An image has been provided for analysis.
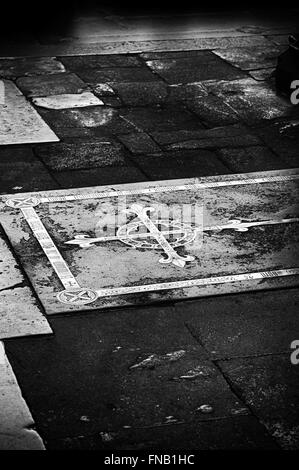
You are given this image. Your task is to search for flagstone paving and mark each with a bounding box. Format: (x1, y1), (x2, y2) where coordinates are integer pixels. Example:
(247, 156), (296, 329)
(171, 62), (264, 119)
(0, 8), (298, 450)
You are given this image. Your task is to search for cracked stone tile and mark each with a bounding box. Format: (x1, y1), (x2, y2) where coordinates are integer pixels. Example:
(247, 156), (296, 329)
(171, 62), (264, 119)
(0, 80), (59, 145)
(204, 78), (294, 123)
(0, 287), (52, 340)
(32, 92), (104, 109)
(0, 342), (45, 449)
(0, 237), (23, 291)
(16, 72), (87, 97)
(213, 46), (284, 71)
(218, 355), (299, 449)
(0, 57), (65, 79)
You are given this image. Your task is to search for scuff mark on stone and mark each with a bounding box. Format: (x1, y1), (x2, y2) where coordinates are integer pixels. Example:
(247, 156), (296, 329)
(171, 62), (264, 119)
(175, 364), (214, 380)
(130, 350), (186, 370)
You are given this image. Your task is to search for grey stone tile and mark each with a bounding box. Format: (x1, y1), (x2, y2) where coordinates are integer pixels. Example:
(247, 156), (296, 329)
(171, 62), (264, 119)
(218, 146), (285, 172)
(0, 57), (65, 78)
(0, 80), (59, 145)
(0, 147), (58, 193)
(110, 81), (168, 106)
(0, 287), (52, 340)
(0, 237), (23, 291)
(152, 124), (260, 149)
(204, 78), (294, 124)
(213, 46), (284, 71)
(131, 149), (230, 180)
(35, 141), (128, 171)
(32, 92), (103, 109)
(4, 308), (248, 439)
(176, 288), (299, 359)
(54, 166), (147, 188)
(16, 73), (87, 97)
(218, 355), (299, 449)
(38, 107), (136, 135)
(186, 94), (240, 127)
(117, 133), (161, 154)
(0, 342), (46, 449)
(146, 52), (245, 84)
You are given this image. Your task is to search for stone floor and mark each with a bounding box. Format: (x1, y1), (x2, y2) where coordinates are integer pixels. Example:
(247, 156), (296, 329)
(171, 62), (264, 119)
(0, 7), (299, 451)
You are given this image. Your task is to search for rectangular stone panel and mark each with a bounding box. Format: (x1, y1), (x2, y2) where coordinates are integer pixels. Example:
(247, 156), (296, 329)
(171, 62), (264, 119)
(0, 80), (59, 145)
(0, 169), (298, 314)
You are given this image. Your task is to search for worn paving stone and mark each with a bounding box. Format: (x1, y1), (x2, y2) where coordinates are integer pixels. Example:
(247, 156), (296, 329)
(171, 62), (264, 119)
(0, 80), (59, 145)
(176, 288), (299, 359)
(0, 236), (23, 291)
(0, 147), (58, 193)
(54, 166), (147, 188)
(0, 342), (46, 449)
(254, 119), (299, 167)
(59, 54), (143, 70)
(35, 141), (129, 171)
(117, 133), (161, 154)
(218, 146), (285, 172)
(0, 57), (65, 78)
(119, 106), (205, 133)
(75, 67), (159, 85)
(151, 124), (260, 150)
(32, 92), (104, 109)
(166, 82), (208, 104)
(110, 81), (168, 106)
(204, 78), (295, 124)
(213, 46), (284, 71)
(186, 94), (240, 127)
(4, 307), (248, 439)
(0, 287), (52, 340)
(38, 107), (136, 135)
(46, 415), (278, 450)
(145, 51), (245, 85)
(16, 72), (87, 97)
(218, 355), (299, 449)
(130, 149), (230, 180)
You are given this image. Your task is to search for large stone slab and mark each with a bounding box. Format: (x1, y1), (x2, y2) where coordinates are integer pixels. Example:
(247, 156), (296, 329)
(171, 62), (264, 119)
(0, 342), (45, 449)
(0, 169), (298, 315)
(0, 80), (59, 145)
